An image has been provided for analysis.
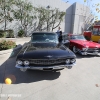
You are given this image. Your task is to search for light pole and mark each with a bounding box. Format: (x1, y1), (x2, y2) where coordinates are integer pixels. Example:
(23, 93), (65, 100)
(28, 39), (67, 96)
(46, 5), (50, 31)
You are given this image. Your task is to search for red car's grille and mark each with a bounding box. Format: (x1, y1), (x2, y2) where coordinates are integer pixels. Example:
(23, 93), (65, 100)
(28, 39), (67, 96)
(29, 59), (66, 65)
(88, 48), (99, 51)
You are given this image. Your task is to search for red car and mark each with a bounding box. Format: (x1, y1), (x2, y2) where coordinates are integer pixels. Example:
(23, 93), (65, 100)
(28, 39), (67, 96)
(66, 34), (100, 55)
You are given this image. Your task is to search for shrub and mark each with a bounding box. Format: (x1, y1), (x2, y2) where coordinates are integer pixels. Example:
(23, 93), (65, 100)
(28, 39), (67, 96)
(18, 30), (24, 37)
(0, 40), (16, 51)
(0, 30), (6, 38)
(6, 29), (15, 38)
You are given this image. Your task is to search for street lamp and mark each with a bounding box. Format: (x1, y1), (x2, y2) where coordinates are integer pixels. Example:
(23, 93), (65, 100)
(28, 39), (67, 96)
(46, 5), (50, 31)
(46, 5), (50, 9)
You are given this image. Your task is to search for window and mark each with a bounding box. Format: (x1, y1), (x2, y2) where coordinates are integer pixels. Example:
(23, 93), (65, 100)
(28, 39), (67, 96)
(70, 35), (86, 40)
(93, 28), (98, 35)
(31, 33), (58, 43)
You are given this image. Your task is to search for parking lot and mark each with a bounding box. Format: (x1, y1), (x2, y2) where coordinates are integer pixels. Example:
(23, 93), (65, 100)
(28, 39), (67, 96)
(0, 46), (100, 100)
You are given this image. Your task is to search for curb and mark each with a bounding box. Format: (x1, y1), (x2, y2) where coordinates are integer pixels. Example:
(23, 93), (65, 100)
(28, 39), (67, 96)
(0, 45), (22, 55)
(0, 38), (16, 42)
(0, 49), (12, 55)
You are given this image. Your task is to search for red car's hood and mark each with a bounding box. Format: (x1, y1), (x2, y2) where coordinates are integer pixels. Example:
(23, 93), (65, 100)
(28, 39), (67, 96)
(70, 40), (100, 48)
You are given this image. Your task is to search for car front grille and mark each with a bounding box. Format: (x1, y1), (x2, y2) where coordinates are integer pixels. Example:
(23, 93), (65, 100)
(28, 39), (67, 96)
(29, 59), (66, 65)
(88, 48), (99, 52)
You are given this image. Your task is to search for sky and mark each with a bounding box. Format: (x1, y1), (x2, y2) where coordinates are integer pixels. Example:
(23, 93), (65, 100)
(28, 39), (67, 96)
(62, 0), (100, 20)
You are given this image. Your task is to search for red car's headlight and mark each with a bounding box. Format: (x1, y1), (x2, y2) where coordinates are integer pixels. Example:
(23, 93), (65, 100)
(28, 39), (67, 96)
(82, 47), (88, 51)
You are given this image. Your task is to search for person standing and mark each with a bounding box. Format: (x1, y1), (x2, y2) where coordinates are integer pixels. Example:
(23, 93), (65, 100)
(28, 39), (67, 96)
(58, 31), (63, 43)
(57, 27), (62, 38)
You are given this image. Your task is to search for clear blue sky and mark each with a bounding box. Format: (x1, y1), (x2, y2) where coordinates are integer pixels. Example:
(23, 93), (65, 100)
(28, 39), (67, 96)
(62, 0), (100, 20)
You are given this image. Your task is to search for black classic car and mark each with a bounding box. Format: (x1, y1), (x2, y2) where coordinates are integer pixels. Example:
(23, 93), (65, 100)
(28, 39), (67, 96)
(15, 32), (76, 72)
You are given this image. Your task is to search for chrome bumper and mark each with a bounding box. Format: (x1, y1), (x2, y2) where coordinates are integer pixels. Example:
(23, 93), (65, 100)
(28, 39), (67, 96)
(15, 63), (76, 71)
(79, 51), (100, 55)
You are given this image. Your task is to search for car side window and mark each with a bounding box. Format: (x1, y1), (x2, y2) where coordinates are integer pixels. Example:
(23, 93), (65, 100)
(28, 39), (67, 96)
(62, 35), (69, 41)
(70, 36), (75, 39)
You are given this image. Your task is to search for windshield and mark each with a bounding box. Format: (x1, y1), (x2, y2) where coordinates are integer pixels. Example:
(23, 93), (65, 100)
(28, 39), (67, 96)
(31, 33), (58, 43)
(70, 35), (86, 40)
(93, 28), (100, 35)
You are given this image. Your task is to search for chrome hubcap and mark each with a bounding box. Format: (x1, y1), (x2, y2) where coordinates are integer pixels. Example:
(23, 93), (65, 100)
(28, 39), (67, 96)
(73, 46), (78, 53)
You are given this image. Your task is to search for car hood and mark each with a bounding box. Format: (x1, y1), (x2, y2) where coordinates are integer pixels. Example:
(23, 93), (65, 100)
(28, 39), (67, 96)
(18, 43), (76, 59)
(71, 40), (100, 48)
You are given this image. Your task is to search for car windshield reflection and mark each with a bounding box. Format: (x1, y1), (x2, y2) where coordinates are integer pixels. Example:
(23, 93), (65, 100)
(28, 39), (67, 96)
(70, 35), (86, 40)
(31, 33), (58, 43)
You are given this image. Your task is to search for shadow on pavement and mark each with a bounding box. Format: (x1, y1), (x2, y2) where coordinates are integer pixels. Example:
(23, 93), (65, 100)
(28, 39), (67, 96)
(0, 44), (60, 84)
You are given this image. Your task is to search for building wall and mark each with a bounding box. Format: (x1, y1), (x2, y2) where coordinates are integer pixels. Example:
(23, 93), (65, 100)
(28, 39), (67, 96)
(30, 0), (93, 34)
(72, 2), (94, 34)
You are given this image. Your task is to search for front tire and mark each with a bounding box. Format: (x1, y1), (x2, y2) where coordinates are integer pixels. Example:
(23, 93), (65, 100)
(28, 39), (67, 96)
(73, 46), (78, 53)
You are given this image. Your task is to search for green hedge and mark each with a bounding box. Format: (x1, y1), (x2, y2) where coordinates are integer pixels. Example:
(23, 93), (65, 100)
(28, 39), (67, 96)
(18, 30), (25, 37)
(0, 30), (14, 38)
(0, 30), (6, 38)
(6, 30), (14, 38)
(0, 40), (16, 51)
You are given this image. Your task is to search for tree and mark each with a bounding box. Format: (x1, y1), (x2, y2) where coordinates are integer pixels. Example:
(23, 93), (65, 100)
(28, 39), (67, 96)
(50, 8), (65, 31)
(0, 0), (14, 30)
(83, 0), (100, 30)
(13, 0), (36, 36)
(34, 6), (65, 31)
(33, 6), (47, 31)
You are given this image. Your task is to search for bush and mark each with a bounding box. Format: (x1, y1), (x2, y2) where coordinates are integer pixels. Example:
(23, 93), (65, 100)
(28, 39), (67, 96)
(0, 30), (6, 38)
(0, 30), (15, 38)
(0, 40), (16, 51)
(6, 29), (15, 38)
(18, 30), (24, 37)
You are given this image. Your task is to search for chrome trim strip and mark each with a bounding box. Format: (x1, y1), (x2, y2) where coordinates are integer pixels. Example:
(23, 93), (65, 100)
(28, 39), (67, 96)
(23, 46), (29, 55)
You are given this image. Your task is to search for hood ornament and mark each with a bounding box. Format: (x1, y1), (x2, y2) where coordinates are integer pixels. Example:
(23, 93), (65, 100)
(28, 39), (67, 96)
(45, 55), (52, 58)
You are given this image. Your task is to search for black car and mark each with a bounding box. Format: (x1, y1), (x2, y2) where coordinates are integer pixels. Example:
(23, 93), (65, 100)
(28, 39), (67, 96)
(15, 32), (76, 72)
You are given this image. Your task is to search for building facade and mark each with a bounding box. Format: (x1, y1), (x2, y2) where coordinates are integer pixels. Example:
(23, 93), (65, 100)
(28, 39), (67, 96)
(30, 0), (94, 34)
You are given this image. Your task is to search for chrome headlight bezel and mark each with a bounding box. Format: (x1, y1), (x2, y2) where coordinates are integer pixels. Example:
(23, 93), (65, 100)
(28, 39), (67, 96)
(70, 59), (76, 63)
(24, 60), (29, 66)
(17, 60), (23, 65)
(66, 59), (70, 64)
(82, 47), (88, 51)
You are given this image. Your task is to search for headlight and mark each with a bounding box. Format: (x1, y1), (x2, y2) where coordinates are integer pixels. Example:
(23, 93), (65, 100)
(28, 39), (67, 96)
(82, 47), (88, 51)
(24, 60), (29, 66)
(71, 59), (76, 63)
(17, 60), (23, 65)
(66, 59), (70, 64)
